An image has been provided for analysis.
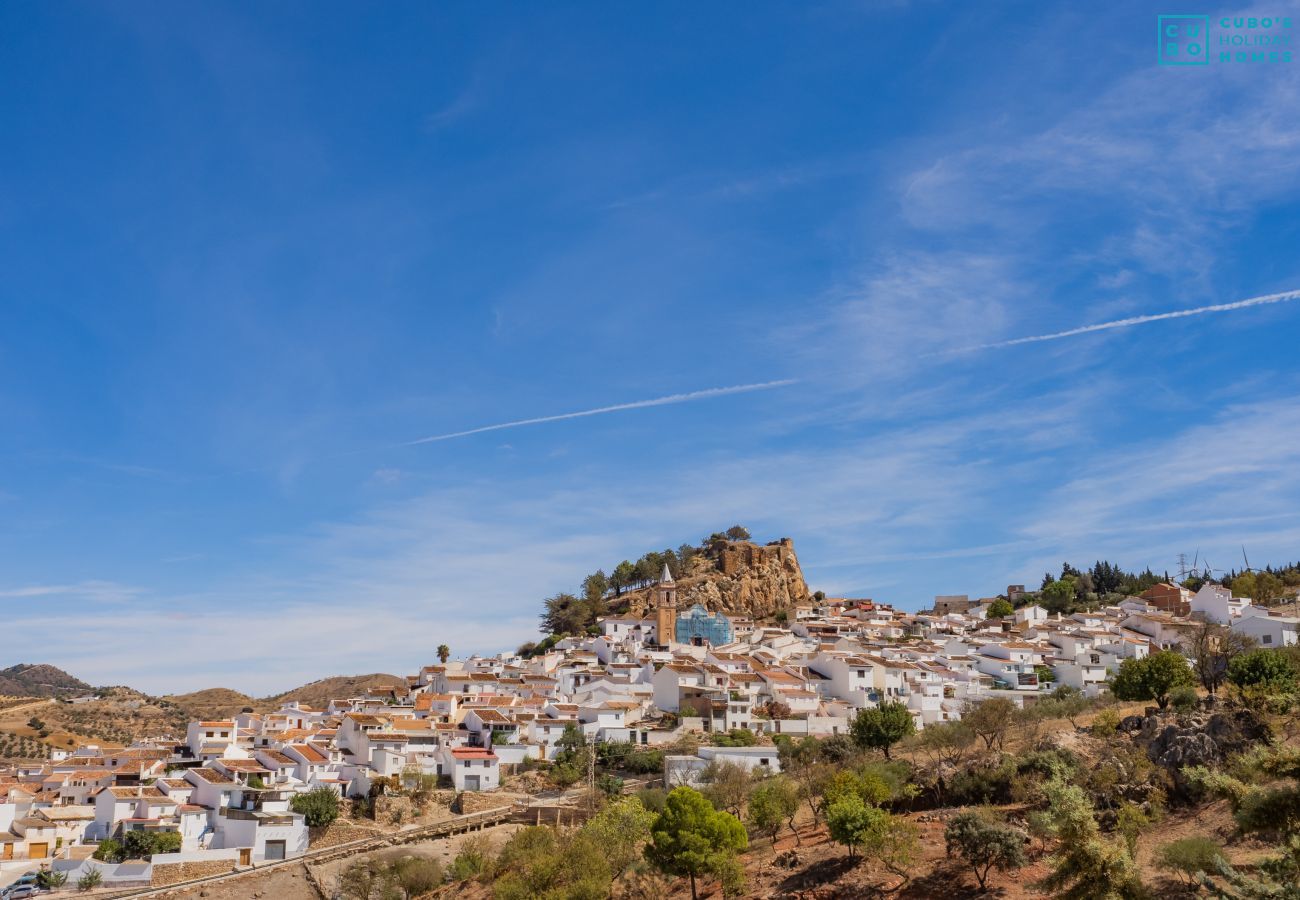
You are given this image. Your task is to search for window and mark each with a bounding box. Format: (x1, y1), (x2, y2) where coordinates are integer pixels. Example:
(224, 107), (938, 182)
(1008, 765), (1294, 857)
(1263, 634), (1273, 645)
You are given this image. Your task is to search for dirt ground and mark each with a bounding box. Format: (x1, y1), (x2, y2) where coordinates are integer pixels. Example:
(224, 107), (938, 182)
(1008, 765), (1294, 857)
(149, 823), (526, 900)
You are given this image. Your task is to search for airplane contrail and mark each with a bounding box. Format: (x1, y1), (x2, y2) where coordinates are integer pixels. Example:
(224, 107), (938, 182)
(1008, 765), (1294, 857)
(406, 379), (800, 444)
(950, 287), (1300, 353)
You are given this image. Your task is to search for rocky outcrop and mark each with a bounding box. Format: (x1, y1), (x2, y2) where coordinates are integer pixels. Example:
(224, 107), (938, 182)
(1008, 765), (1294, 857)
(1123, 708), (1271, 793)
(616, 538), (811, 620)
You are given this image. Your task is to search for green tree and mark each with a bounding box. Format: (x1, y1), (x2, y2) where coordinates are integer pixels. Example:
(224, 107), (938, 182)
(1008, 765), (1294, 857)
(850, 701), (915, 760)
(1156, 836), (1224, 886)
(645, 787), (748, 900)
(963, 697), (1018, 750)
(37, 870), (69, 889)
(582, 570), (609, 603)
(1110, 650), (1195, 710)
(437, 644), (451, 664)
(1227, 648), (1299, 693)
(911, 719), (976, 764)
(826, 794), (918, 878)
(539, 592), (589, 636)
(291, 786), (341, 827)
(122, 830), (182, 859)
(1233, 570), (1285, 605)
(724, 525), (751, 541)
(945, 809), (1028, 890)
(610, 560), (637, 596)
(1038, 778), (1145, 900)
(747, 776), (801, 845)
(1040, 577), (1079, 614)
(773, 735), (827, 824)
(493, 827), (611, 900)
(987, 598), (1014, 618)
(582, 797), (655, 878)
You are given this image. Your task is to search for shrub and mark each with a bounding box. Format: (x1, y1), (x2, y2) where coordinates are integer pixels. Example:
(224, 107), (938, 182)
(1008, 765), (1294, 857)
(93, 838), (123, 862)
(748, 776), (800, 844)
(77, 868), (104, 891)
(1228, 649), (1299, 693)
(391, 855), (442, 897)
(636, 786), (668, 814)
(712, 728), (758, 747)
(448, 834), (495, 881)
(1169, 685), (1199, 713)
(1111, 650), (1195, 710)
(945, 809), (1027, 889)
(1156, 836), (1224, 885)
(37, 871), (68, 888)
(291, 786), (341, 827)
(826, 794), (918, 877)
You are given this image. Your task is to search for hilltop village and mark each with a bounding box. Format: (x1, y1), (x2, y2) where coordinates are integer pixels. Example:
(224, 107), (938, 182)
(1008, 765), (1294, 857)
(2, 538), (1299, 897)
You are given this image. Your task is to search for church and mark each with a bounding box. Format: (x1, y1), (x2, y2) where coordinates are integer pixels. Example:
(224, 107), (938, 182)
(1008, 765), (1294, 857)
(653, 564), (734, 648)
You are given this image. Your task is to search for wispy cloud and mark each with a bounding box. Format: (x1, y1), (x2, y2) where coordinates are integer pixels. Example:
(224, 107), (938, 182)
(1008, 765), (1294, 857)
(405, 380), (799, 444)
(0, 581), (144, 603)
(945, 287), (1300, 354)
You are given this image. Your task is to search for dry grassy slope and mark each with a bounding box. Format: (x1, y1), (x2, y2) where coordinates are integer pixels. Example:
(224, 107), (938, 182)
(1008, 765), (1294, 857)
(264, 673), (405, 708)
(163, 687), (261, 719)
(0, 663), (92, 697)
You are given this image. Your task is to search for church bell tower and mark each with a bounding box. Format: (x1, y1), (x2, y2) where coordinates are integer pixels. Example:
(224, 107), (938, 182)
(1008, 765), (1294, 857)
(654, 563), (677, 647)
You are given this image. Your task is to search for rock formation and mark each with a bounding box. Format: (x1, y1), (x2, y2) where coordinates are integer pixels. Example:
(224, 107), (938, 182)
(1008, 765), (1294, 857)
(615, 538), (811, 620)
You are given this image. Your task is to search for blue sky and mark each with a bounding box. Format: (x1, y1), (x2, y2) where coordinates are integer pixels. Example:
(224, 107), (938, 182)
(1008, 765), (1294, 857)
(3, 2), (1299, 694)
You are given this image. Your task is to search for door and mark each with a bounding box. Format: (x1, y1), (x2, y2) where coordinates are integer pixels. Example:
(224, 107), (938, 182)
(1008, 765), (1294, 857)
(264, 840), (286, 861)
(2, 842), (12, 860)
(465, 775), (480, 791)
(29, 842), (48, 859)
(239, 848), (251, 866)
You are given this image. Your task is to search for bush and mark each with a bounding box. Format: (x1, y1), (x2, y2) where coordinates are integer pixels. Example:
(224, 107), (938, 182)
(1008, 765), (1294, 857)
(36, 871), (68, 889)
(1156, 836), (1224, 885)
(712, 728), (758, 747)
(945, 809), (1027, 889)
(1111, 650), (1195, 710)
(291, 786), (341, 827)
(1169, 684), (1199, 713)
(448, 834), (495, 881)
(122, 829), (182, 859)
(93, 838), (123, 862)
(636, 786), (668, 814)
(1228, 649), (1299, 693)
(77, 868), (104, 891)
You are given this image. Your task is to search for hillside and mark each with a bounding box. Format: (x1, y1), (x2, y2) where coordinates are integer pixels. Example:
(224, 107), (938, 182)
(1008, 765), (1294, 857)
(164, 687), (260, 719)
(0, 663), (92, 697)
(266, 673), (405, 707)
(0, 666), (403, 755)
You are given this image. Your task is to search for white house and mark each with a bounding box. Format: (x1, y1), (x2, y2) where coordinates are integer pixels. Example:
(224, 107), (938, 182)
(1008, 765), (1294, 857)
(438, 747), (500, 791)
(1232, 611), (1300, 647)
(1190, 584), (1252, 624)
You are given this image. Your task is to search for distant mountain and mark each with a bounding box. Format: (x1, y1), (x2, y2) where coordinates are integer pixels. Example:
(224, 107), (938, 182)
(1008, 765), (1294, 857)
(0, 663), (92, 698)
(266, 673), (405, 708)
